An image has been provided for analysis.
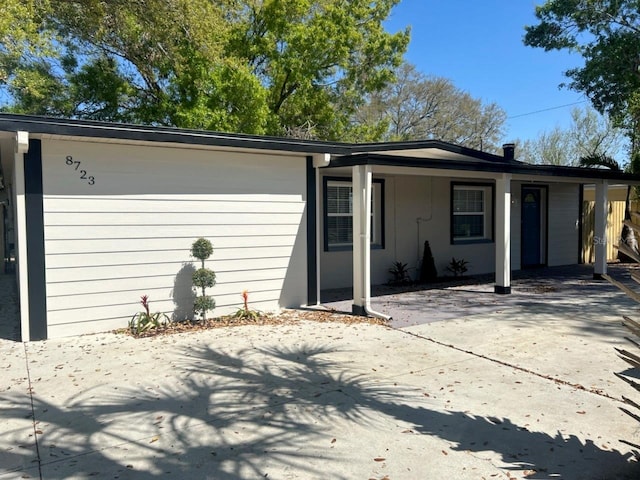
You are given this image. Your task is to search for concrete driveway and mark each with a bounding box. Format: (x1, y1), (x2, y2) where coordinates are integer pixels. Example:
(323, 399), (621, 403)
(1, 266), (640, 479)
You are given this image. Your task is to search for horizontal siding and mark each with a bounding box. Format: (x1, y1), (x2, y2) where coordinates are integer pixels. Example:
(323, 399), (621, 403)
(47, 288), (283, 328)
(511, 182), (522, 270)
(47, 278), (286, 312)
(46, 196), (305, 212)
(548, 183), (580, 266)
(45, 211), (302, 226)
(44, 257), (294, 282)
(45, 267), (289, 296)
(41, 139), (308, 337)
(44, 246), (296, 268)
(43, 224), (301, 240)
(45, 235), (296, 254)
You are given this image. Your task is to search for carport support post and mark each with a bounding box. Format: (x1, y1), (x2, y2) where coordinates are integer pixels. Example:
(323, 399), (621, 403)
(495, 173), (511, 294)
(594, 180), (608, 279)
(14, 132), (30, 341)
(352, 165), (372, 315)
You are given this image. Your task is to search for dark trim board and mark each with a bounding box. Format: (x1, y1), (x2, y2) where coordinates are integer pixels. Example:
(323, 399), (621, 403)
(0, 114), (351, 155)
(24, 139), (47, 340)
(306, 157), (318, 305)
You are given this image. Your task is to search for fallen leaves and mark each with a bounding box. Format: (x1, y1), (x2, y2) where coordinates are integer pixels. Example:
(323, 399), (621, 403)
(115, 309), (388, 338)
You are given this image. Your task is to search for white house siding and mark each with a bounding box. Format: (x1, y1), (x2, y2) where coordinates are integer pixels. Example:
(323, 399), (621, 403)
(425, 178), (496, 277)
(547, 183), (580, 266)
(40, 138), (308, 338)
(320, 173), (500, 290)
(511, 181), (522, 271)
(320, 176), (396, 289)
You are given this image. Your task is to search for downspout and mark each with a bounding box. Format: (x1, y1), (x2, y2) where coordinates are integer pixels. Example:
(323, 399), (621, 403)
(354, 164), (391, 321)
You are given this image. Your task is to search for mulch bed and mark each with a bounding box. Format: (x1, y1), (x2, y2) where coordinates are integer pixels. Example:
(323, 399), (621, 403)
(117, 308), (389, 339)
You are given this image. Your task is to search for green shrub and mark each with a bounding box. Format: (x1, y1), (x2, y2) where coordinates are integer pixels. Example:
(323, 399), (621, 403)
(233, 290), (261, 321)
(419, 240), (438, 283)
(191, 237), (214, 261)
(192, 268), (216, 289)
(446, 257), (469, 277)
(129, 295), (169, 335)
(388, 261), (412, 286)
(190, 238), (216, 320)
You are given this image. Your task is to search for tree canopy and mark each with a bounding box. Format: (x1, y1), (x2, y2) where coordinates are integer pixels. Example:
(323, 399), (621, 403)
(524, 0), (640, 150)
(518, 106), (626, 166)
(0, 0), (409, 140)
(354, 63), (506, 151)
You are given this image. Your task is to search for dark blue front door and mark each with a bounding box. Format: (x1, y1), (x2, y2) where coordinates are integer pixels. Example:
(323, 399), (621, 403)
(522, 187), (542, 267)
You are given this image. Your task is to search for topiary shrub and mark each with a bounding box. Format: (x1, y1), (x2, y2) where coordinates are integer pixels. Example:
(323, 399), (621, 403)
(419, 240), (438, 283)
(190, 238), (216, 320)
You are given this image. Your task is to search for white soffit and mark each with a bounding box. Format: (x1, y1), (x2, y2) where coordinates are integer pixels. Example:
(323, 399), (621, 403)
(360, 147), (486, 162)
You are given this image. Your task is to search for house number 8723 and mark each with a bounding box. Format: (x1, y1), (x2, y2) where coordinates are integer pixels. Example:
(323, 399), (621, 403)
(65, 156), (95, 185)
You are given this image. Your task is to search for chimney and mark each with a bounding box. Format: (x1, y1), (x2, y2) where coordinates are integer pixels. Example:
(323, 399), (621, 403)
(502, 143), (515, 161)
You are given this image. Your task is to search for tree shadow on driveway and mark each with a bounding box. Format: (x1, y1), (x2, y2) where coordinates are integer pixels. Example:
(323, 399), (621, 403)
(0, 342), (638, 479)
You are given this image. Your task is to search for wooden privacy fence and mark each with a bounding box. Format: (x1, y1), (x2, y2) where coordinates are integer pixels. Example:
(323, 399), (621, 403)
(582, 199), (625, 263)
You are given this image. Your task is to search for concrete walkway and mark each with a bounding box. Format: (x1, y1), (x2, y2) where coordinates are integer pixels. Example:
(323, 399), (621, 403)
(1, 267), (640, 479)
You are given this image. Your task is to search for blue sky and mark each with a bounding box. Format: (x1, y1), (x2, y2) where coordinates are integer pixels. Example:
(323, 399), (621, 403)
(385, 0), (588, 144)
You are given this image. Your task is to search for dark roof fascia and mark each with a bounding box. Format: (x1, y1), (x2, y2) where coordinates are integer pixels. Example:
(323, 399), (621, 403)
(328, 153), (640, 183)
(0, 114), (352, 155)
(509, 163), (640, 182)
(4, 115), (638, 183)
(327, 153), (508, 174)
(350, 139), (508, 163)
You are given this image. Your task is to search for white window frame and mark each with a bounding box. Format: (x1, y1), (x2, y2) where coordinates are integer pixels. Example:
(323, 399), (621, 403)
(451, 183), (493, 243)
(324, 178), (384, 250)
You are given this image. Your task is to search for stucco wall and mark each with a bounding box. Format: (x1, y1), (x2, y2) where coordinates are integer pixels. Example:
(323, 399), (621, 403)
(40, 138), (308, 337)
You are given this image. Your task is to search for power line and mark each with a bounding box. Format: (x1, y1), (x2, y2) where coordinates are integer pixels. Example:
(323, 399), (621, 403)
(508, 100), (588, 119)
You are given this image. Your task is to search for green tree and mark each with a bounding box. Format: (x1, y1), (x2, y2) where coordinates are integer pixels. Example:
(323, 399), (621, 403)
(519, 107), (625, 166)
(355, 63), (506, 151)
(524, 1), (640, 150)
(0, 0), (409, 140)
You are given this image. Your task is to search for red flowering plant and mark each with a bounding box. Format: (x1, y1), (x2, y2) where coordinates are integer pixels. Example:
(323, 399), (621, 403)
(233, 290), (261, 321)
(128, 294), (169, 335)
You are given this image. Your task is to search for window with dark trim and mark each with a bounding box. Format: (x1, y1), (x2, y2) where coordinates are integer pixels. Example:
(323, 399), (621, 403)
(323, 177), (385, 251)
(451, 182), (494, 244)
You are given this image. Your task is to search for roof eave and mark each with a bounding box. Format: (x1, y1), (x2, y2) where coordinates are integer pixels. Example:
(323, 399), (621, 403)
(327, 153), (640, 183)
(0, 114), (352, 155)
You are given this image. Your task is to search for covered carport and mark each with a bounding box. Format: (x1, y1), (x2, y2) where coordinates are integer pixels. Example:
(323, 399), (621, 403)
(316, 142), (640, 319)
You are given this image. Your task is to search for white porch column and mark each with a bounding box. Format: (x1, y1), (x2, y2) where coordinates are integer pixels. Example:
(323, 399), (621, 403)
(495, 173), (512, 294)
(352, 164), (372, 315)
(594, 180), (608, 279)
(313, 153), (330, 306)
(14, 131), (30, 341)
